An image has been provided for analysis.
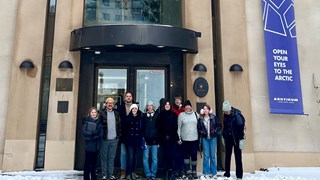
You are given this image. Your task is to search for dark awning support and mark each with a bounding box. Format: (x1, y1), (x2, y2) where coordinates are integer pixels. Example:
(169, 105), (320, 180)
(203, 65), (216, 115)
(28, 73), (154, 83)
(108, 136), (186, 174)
(69, 24), (201, 54)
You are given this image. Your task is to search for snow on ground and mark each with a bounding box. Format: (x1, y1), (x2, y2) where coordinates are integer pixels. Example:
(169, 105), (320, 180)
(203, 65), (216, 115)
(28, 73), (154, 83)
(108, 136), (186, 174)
(0, 167), (320, 180)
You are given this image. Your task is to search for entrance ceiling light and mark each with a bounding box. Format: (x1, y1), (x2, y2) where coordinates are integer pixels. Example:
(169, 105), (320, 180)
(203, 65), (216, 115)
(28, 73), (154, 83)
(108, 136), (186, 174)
(116, 44), (124, 48)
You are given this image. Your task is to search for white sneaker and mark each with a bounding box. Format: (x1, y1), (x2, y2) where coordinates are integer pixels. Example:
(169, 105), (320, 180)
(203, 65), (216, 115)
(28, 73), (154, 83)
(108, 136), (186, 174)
(212, 175), (218, 179)
(200, 175), (207, 180)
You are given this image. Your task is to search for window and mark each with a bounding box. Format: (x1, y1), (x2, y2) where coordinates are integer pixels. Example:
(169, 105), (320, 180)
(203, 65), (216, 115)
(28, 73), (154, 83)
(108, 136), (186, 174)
(84, 0), (182, 27)
(102, 13), (110, 20)
(102, 0), (109, 6)
(115, 15), (122, 21)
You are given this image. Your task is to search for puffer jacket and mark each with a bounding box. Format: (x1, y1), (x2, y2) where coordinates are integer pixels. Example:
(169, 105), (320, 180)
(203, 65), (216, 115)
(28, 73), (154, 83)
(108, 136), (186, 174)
(82, 116), (103, 152)
(222, 107), (245, 145)
(198, 114), (222, 139)
(142, 110), (159, 145)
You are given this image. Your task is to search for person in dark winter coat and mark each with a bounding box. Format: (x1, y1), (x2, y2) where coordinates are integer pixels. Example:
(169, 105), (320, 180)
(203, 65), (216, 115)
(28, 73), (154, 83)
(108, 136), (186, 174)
(157, 100), (178, 180)
(115, 91), (136, 179)
(222, 101), (245, 179)
(142, 100), (159, 180)
(197, 104), (222, 178)
(123, 104), (143, 180)
(83, 107), (103, 180)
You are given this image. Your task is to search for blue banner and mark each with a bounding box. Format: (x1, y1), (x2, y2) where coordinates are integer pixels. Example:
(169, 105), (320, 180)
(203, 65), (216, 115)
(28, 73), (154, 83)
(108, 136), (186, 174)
(262, 0), (304, 114)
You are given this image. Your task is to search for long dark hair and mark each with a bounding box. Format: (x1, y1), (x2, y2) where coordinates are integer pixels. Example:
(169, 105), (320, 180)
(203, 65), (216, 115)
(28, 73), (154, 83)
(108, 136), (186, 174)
(161, 100), (173, 112)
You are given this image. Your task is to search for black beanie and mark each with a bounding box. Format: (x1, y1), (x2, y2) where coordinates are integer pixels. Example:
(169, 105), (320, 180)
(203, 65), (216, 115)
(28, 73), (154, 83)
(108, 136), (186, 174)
(184, 100), (192, 107)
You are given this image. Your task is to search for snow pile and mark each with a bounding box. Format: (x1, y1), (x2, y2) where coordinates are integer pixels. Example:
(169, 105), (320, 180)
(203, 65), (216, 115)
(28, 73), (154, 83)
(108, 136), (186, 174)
(0, 167), (319, 180)
(0, 170), (82, 180)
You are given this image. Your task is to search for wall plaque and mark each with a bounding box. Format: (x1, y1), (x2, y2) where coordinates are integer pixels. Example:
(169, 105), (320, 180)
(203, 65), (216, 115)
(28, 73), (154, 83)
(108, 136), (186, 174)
(57, 101), (69, 113)
(193, 77), (209, 97)
(56, 78), (73, 91)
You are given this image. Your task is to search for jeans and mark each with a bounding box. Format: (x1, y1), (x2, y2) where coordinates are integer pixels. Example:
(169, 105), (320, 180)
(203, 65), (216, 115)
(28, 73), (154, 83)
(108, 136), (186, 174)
(126, 145), (138, 176)
(121, 143), (126, 170)
(202, 137), (217, 175)
(143, 145), (158, 178)
(100, 139), (118, 178)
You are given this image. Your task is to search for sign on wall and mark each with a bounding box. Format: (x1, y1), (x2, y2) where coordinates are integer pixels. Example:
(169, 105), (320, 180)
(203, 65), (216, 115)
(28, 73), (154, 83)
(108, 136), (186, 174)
(262, 0), (304, 114)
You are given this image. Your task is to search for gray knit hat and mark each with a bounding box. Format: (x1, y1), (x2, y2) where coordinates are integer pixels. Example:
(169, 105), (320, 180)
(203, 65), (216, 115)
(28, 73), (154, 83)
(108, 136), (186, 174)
(222, 101), (232, 112)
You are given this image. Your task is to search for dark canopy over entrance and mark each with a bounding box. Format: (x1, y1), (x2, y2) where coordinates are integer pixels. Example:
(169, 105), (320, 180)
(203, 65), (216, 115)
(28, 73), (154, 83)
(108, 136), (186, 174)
(69, 24), (201, 53)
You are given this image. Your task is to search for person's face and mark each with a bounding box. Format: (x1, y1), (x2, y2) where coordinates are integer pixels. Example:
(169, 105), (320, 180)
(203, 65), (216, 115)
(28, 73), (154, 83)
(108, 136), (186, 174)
(164, 102), (171, 110)
(224, 111), (231, 115)
(105, 101), (114, 110)
(131, 107), (138, 115)
(125, 93), (133, 103)
(203, 106), (210, 115)
(90, 109), (98, 119)
(185, 105), (192, 112)
(147, 104), (154, 112)
(175, 98), (181, 105)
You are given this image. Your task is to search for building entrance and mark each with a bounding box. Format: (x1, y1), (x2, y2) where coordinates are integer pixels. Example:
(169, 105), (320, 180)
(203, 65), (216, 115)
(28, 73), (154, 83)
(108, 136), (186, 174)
(75, 52), (184, 170)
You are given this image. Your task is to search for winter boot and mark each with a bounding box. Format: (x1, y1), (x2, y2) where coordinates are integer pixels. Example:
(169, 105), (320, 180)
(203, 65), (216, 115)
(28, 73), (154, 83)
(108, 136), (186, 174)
(165, 170), (169, 180)
(170, 171), (176, 180)
(120, 169), (126, 179)
(126, 174), (131, 180)
(131, 173), (136, 180)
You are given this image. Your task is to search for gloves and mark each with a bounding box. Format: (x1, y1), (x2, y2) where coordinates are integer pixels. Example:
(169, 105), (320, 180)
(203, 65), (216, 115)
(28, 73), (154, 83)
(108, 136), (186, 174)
(239, 139), (245, 150)
(221, 137), (225, 146)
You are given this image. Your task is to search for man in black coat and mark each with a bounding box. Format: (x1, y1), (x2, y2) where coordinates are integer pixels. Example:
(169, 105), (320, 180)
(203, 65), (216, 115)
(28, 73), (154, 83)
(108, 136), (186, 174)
(222, 101), (245, 179)
(115, 91), (136, 179)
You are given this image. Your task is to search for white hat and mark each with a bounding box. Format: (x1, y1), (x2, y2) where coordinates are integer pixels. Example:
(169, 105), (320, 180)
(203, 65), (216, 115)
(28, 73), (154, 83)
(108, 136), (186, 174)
(130, 104), (138, 112)
(222, 101), (232, 112)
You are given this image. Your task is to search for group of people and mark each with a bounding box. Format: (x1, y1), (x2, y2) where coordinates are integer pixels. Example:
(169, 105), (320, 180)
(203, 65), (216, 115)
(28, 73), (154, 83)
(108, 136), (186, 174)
(82, 92), (246, 180)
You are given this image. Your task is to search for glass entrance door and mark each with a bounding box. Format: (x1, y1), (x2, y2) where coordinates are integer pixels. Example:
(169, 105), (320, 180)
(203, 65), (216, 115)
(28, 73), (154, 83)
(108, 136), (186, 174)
(96, 68), (127, 110)
(96, 67), (166, 111)
(136, 69), (165, 112)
